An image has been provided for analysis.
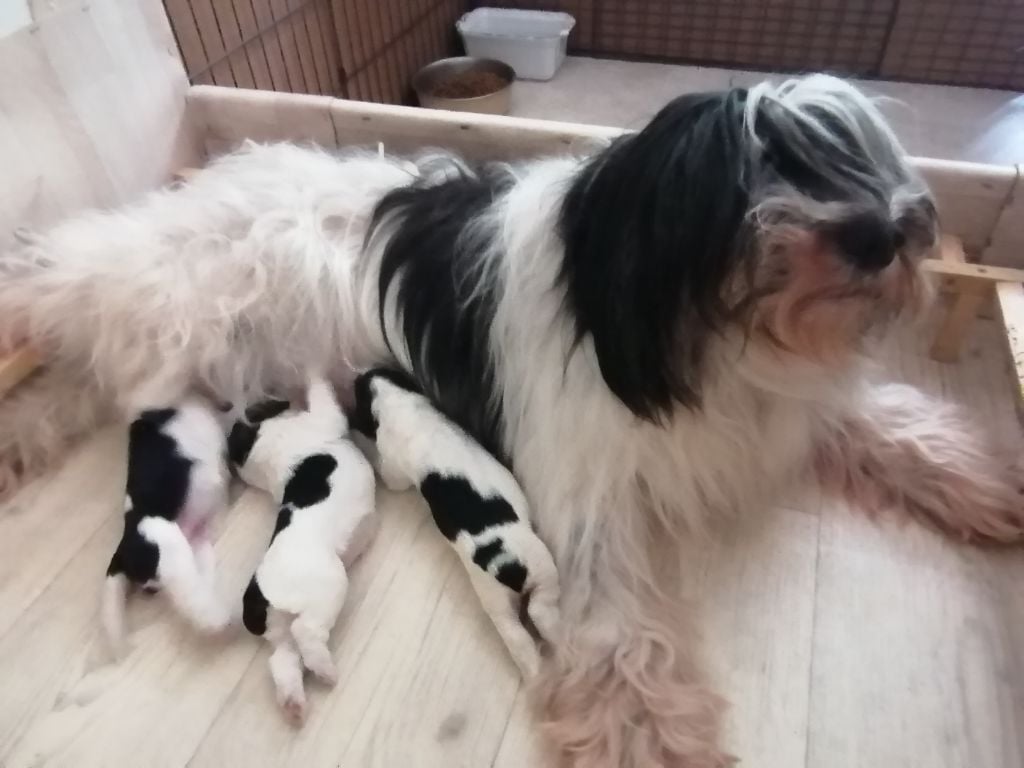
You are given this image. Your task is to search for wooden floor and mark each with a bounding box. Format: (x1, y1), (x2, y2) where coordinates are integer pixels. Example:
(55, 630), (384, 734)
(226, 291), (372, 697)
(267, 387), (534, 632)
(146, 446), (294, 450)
(2, 316), (1024, 768)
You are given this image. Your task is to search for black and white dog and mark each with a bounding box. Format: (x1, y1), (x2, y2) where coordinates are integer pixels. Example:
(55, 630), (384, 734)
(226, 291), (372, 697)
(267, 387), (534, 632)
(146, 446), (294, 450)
(7, 75), (1024, 766)
(102, 398), (232, 658)
(228, 374), (376, 724)
(352, 368), (559, 678)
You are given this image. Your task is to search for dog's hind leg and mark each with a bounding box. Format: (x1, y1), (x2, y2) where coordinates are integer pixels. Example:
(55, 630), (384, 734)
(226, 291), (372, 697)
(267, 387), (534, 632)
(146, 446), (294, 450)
(266, 612), (307, 725)
(290, 565), (347, 685)
(465, 562), (541, 679)
(138, 517), (230, 632)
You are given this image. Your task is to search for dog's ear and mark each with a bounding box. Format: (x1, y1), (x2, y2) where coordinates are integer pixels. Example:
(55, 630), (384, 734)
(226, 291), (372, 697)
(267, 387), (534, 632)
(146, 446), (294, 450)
(244, 398), (290, 424)
(227, 421), (258, 466)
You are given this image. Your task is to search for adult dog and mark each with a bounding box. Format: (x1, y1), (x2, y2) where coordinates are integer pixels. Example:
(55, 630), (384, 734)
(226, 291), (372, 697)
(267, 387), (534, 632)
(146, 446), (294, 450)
(2, 75), (1021, 766)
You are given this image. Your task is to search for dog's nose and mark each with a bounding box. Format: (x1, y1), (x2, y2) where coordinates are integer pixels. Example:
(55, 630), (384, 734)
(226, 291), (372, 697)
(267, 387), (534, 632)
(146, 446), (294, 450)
(829, 210), (899, 272)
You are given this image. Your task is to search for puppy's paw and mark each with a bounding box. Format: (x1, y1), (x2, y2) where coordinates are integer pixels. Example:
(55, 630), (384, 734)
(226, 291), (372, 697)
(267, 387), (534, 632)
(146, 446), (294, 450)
(308, 658), (338, 687)
(278, 692), (306, 726)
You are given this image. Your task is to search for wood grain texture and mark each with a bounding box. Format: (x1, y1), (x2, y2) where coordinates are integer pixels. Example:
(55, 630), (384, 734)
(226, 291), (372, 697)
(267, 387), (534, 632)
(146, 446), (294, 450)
(3, 318), (1022, 766)
(996, 281), (1024, 416)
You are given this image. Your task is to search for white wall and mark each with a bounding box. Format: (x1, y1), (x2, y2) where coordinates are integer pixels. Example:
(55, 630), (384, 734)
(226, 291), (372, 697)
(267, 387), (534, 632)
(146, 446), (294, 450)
(0, 0), (32, 39)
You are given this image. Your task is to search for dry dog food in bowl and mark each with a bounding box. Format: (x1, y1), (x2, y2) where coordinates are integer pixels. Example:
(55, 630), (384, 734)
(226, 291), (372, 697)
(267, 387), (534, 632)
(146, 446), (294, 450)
(413, 56), (515, 115)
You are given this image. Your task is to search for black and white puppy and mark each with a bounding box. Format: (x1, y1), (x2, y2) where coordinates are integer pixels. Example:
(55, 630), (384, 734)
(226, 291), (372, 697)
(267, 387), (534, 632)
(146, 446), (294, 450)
(228, 374), (376, 724)
(102, 397), (232, 658)
(352, 368), (560, 678)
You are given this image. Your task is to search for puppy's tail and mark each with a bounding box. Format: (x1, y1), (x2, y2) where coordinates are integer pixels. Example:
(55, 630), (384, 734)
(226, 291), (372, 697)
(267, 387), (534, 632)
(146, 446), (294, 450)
(242, 575), (270, 637)
(101, 570), (131, 659)
(305, 372), (347, 435)
(137, 518), (231, 633)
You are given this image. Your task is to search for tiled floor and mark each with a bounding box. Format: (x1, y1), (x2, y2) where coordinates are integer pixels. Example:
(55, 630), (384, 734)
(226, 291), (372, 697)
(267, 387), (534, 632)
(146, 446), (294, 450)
(511, 57), (1024, 165)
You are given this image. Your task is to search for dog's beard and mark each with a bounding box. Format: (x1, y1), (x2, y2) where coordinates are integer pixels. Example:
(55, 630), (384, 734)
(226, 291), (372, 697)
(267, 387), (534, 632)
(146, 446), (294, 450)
(745, 233), (927, 365)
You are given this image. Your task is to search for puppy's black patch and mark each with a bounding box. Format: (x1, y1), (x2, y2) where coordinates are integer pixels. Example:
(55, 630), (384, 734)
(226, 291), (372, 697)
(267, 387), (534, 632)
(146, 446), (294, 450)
(244, 399), (290, 424)
(107, 511), (160, 585)
(419, 474), (518, 541)
(351, 368), (423, 439)
(271, 504), (293, 540)
(495, 561), (528, 593)
(471, 540), (504, 571)
(242, 576), (269, 636)
(126, 413), (192, 520)
(227, 421), (258, 467)
(282, 454), (337, 508)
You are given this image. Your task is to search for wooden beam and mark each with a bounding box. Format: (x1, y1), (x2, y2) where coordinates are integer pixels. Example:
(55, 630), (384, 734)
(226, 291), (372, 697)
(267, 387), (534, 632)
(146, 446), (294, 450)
(921, 259), (1024, 285)
(930, 280), (990, 363)
(0, 345), (41, 398)
(996, 281), (1024, 416)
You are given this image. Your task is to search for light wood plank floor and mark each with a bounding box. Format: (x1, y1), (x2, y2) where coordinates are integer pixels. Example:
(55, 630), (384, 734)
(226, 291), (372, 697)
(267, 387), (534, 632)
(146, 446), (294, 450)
(2, 314), (1023, 768)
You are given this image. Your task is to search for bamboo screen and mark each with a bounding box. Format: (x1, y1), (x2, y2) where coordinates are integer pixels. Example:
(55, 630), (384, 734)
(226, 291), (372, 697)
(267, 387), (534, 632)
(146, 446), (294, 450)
(478, 0), (1024, 91)
(164, 1), (1023, 100)
(163, 0), (463, 102)
(332, 0), (465, 103)
(164, 0), (344, 94)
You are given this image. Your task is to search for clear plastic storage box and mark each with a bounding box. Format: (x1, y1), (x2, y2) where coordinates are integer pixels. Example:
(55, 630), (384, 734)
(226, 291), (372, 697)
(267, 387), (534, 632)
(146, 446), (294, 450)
(457, 8), (576, 81)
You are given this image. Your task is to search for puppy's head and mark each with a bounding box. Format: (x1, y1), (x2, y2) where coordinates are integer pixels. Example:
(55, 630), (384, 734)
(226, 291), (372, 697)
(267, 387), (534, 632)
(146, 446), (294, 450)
(227, 398), (292, 490)
(350, 367), (422, 440)
(560, 74), (937, 419)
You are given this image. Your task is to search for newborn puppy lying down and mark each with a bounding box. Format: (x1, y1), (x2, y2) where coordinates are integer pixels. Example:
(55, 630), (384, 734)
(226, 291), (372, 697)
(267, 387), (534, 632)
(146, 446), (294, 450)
(352, 368), (560, 678)
(228, 374), (376, 723)
(102, 398), (232, 658)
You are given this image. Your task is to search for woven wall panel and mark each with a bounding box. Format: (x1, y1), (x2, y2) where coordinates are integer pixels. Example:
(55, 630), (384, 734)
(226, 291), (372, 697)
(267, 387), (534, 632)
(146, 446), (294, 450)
(164, 0), (343, 94)
(594, 0), (895, 76)
(881, 0), (1024, 90)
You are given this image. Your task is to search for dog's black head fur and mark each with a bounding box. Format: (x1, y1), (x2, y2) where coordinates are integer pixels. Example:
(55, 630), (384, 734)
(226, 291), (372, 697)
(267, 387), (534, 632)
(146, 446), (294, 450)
(560, 84), (934, 419)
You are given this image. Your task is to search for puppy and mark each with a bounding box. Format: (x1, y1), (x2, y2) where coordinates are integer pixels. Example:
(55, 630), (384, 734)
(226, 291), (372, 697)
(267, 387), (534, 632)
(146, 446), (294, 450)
(228, 374), (376, 723)
(102, 398), (232, 658)
(352, 368), (560, 678)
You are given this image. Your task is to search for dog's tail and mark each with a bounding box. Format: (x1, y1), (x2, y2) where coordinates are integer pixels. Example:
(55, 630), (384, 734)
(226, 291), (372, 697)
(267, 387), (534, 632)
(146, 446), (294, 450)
(137, 518), (230, 633)
(101, 569), (131, 659)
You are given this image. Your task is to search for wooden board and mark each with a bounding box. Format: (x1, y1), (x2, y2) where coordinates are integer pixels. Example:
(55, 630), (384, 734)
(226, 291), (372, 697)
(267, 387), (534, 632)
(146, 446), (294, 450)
(996, 281), (1024, 414)
(987, 165), (1024, 268)
(187, 84), (624, 161)
(913, 158), (1018, 259)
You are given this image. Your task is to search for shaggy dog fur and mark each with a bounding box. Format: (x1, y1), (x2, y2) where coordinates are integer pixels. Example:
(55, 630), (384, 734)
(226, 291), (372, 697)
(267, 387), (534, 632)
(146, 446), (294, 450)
(229, 375), (376, 724)
(351, 367), (560, 678)
(2, 75), (1023, 765)
(102, 398), (232, 657)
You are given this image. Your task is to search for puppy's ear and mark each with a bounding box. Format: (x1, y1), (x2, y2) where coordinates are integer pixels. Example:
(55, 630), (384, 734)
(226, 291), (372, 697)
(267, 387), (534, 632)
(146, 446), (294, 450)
(350, 374), (379, 439)
(244, 398), (290, 423)
(228, 421), (258, 466)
